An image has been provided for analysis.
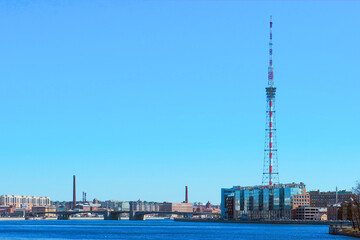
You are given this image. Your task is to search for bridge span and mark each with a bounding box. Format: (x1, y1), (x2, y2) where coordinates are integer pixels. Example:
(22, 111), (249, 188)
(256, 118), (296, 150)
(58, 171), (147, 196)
(29, 210), (220, 221)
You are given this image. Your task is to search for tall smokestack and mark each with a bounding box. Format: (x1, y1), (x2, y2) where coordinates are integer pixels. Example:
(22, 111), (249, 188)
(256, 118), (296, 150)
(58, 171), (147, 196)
(73, 175), (76, 209)
(185, 186), (188, 203)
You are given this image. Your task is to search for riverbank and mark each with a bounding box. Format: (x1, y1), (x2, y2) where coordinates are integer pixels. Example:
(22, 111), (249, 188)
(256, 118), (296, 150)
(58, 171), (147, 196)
(0, 217), (103, 221)
(0, 216), (169, 221)
(329, 225), (360, 238)
(174, 218), (348, 225)
(0, 217), (26, 221)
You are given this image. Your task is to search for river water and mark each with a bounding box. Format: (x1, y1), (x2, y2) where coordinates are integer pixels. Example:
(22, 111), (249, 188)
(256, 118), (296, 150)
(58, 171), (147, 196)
(0, 220), (354, 239)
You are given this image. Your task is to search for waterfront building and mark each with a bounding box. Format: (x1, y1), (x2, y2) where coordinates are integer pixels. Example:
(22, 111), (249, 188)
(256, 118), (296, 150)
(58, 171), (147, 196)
(113, 201), (130, 211)
(292, 193), (310, 209)
(292, 206), (320, 220)
(221, 183), (306, 219)
(76, 204), (91, 211)
(99, 200), (117, 209)
(158, 202), (193, 212)
(193, 201), (221, 213)
(99, 200), (130, 211)
(0, 195), (51, 211)
(327, 203), (341, 220)
(340, 201), (359, 221)
(0, 205), (15, 215)
(309, 190), (353, 207)
(130, 200), (160, 212)
(52, 201), (67, 211)
(32, 206), (56, 217)
(313, 208), (328, 220)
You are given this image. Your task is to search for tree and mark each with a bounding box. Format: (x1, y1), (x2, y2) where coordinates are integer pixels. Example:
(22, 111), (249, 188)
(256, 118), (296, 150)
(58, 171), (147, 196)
(347, 202), (356, 230)
(353, 196), (360, 231)
(353, 181), (360, 195)
(338, 206), (343, 220)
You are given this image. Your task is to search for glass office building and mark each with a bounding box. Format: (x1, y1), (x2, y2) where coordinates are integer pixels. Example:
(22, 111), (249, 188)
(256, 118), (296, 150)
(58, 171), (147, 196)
(221, 183), (306, 219)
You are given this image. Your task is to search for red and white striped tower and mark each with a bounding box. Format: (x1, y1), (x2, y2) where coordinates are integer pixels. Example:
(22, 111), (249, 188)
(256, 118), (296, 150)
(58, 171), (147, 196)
(262, 16), (279, 186)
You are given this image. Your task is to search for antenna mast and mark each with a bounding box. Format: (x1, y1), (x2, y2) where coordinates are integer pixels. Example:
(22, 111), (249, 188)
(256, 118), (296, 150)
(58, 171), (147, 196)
(262, 16), (279, 186)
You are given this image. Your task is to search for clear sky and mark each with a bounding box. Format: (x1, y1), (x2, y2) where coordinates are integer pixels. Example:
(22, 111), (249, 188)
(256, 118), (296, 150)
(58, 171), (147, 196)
(0, 1), (359, 204)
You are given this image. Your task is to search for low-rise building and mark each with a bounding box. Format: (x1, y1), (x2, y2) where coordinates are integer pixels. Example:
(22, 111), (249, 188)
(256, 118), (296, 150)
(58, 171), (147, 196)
(309, 190), (352, 208)
(193, 201), (221, 214)
(116, 201), (130, 211)
(91, 204), (102, 211)
(341, 201), (355, 221)
(292, 206), (319, 220)
(327, 203), (341, 220)
(0, 205), (15, 215)
(76, 204), (91, 211)
(159, 202), (193, 212)
(313, 208), (327, 220)
(32, 206), (56, 217)
(130, 200), (160, 212)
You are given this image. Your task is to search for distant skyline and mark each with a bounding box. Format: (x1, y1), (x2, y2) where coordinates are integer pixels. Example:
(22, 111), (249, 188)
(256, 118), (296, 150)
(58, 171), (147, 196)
(0, 1), (359, 204)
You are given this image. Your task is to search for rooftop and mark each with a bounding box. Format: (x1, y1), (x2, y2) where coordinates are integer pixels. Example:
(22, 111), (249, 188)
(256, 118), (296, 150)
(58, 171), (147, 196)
(228, 182), (306, 191)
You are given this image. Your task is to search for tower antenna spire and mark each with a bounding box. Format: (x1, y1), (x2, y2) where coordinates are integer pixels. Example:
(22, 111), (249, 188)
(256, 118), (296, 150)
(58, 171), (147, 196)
(268, 15), (274, 86)
(262, 16), (279, 186)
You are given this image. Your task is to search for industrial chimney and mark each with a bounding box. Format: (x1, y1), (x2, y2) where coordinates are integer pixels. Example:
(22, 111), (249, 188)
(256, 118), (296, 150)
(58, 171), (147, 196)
(185, 186), (189, 203)
(82, 192), (87, 203)
(73, 175), (76, 209)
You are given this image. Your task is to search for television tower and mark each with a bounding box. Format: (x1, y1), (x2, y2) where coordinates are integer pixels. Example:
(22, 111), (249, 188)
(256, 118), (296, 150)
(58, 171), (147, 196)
(262, 16), (279, 186)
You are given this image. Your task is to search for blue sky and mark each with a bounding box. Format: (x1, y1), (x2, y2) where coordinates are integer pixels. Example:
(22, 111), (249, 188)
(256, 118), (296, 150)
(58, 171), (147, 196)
(0, 1), (359, 204)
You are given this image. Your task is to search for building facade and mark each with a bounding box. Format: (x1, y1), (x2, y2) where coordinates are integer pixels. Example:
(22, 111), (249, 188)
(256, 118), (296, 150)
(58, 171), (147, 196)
(99, 200), (130, 211)
(292, 193), (310, 209)
(0, 195), (51, 211)
(193, 201), (221, 214)
(327, 203), (341, 220)
(130, 200), (160, 212)
(32, 206), (56, 217)
(158, 202), (193, 212)
(0, 205), (15, 215)
(292, 206), (319, 220)
(221, 183), (306, 219)
(309, 190), (352, 207)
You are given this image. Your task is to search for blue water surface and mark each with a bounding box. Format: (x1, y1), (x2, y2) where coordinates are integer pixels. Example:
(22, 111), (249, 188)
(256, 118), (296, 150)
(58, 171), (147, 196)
(0, 220), (355, 240)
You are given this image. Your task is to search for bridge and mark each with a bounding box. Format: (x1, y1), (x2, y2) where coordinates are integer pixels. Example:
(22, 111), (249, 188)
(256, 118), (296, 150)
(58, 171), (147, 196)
(28, 210), (220, 221)
(128, 211), (220, 221)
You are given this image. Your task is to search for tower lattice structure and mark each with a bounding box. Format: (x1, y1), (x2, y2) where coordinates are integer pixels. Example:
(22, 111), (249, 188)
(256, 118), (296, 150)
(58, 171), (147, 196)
(262, 16), (279, 186)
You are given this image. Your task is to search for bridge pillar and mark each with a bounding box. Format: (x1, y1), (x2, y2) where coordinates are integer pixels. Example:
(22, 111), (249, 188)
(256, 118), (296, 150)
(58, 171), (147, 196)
(57, 214), (71, 220)
(129, 211), (145, 221)
(129, 211), (135, 220)
(134, 214), (145, 221)
(104, 211), (121, 220)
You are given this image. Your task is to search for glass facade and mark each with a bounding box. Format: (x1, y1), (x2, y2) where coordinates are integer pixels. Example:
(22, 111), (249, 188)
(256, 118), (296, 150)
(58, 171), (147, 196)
(235, 190), (240, 212)
(221, 183), (306, 220)
(284, 187), (302, 210)
(244, 190), (250, 212)
(253, 189), (259, 211)
(221, 188), (235, 219)
(284, 187), (291, 210)
(263, 188), (269, 212)
(273, 188), (280, 210)
(240, 190), (244, 211)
